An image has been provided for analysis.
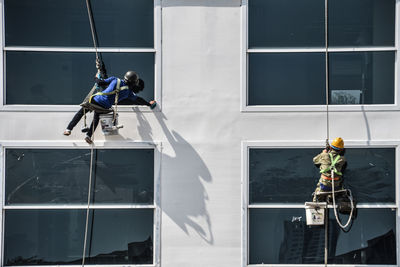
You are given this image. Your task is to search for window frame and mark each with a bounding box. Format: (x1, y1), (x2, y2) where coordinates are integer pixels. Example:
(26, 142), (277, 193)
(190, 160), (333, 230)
(0, 0), (162, 112)
(241, 140), (400, 267)
(0, 140), (162, 267)
(240, 0), (400, 112)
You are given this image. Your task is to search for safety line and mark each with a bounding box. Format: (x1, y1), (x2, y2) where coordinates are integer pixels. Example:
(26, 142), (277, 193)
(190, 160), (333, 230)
(82, 119), (95, 267)
(325, 0), (329, 144)
(85, 0), (100, 61)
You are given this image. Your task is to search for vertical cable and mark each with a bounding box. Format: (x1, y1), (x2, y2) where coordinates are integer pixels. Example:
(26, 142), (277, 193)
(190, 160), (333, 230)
(85, 0), (100, 61)
(325, 0), (330, 144)
(82, 120), (96, 267)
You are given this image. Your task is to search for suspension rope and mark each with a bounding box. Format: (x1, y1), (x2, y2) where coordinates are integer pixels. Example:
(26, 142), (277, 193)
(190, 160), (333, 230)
(82, 1), (100, 265)
(85, 0), (100, 62)
(324, 0), (329, 145)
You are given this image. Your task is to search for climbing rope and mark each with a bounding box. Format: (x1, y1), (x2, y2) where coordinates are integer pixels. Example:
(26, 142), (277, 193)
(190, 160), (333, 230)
(324, 0), (329, 146)
(82, 1), (98, 265)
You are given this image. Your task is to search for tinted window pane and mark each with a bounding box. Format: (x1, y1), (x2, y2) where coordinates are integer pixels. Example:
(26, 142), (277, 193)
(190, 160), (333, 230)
(249, 208), (325, 264)
(249, 148), (321, 204)
(329, 0), (395, 47)
(345, 148), (395, 203)
(328, 209), (396, 264)
(249, 208), (396, 265)
(86, 209), (153, 264)
(6, 52), (154, 105)
(329, 52), (394, 104)
(4, 209), (86, 265)
(249, 148), (395, 203)
(5, 0), (153, 47)
(249, 0), (324, 48)
(93, 149), (154, 204)
(5, 149), (91, 204)
(248, 53), (325, 105)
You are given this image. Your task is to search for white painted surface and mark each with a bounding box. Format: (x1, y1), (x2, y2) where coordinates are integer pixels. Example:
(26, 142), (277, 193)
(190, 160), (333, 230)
(0, 0), (399, 267)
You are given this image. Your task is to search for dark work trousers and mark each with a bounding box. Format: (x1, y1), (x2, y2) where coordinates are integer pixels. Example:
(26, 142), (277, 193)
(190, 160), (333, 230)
(66, 100), (104, 137)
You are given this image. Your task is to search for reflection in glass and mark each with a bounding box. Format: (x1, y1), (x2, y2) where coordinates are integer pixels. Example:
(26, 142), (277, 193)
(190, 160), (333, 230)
(86, 209), (153, 264)
(93, 149), (154, 204)
(329, 52), (394, 104)
(5, 0), (153, 47)
(249, 148), (321, 203)
(248, 53), (325, 105)
(329, 0), (395, 47)
(4, 209), (154, 266)
(249, 208), (325, 264)
(5, 149), (91, 204)
(249, 208), (396, 265)
(6, 52), (155, 105)
(4, 209), (86, 265)
(249, 148), (395, 204)
(248, 0), (324, 48)
(328, 209), (396, 264)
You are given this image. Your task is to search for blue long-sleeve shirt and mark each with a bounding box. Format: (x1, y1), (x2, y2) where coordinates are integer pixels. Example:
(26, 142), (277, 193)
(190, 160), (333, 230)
(93, 77), (138, 109)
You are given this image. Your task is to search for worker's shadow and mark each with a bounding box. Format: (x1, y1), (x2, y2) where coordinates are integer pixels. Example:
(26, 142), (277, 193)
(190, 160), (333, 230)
(135, 110), (214, 245)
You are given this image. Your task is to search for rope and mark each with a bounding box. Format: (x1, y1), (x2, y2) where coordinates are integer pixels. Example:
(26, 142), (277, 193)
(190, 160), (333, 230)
(85, 0), (100, 62)
(324, 0), (329, 145)
(82, 119), (96, 266)
(330, 169), (355, 229)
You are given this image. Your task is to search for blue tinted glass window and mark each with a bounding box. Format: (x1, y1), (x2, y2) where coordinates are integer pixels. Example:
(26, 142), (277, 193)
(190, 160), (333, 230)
(249, 208), (396, 265)
(248, 0), (325, 48)
(248, 53), (325, 105)
(6, 52), (154, 105)
(5, 149), (91, 204)
(249, 148), (395, 204)
(5, 0), (153, 47)
(93, 149), (154, 204)
(329, 0), (395, 47)
(329, 52), (394, 104)
(4, 209), (154, 265)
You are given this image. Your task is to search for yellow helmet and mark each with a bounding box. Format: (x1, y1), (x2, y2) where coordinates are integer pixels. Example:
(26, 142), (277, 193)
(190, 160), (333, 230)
(331, 137), (344, 150)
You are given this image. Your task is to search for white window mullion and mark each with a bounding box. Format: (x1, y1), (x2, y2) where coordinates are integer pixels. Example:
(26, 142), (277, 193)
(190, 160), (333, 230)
(248, 47), (396, 53)
(3, 46), (156, 53)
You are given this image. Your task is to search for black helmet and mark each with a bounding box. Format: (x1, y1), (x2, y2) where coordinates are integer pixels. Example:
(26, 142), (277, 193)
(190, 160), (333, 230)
(124, 71), (139, 86)
(132, 78), (145, 94)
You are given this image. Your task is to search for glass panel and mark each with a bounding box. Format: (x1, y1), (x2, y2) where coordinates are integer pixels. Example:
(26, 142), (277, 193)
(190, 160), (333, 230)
(86, 209), (153, 264)
(329, 0), (395, 47)
(249, 208), (396, 265)
(5, 149), (91, 205)
(249, 208), (325, 264)
(344, 148), (395, 203)
(5, 0), (153, 47)
(6, 52), (155, 105)
(249, 148), (395, 204)
(4, 209), (86, 265)
(328, 208), (396, 264)
(93, 149), (154, 204)
(248, 0), (325, 48)
(248, 53), (325, 105)
(329, 52), (394, 105)
(249, 148), (321, 204)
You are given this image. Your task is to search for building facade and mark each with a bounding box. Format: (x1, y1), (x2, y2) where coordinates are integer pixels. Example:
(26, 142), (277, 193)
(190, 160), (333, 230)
(0, 0), (399, 266)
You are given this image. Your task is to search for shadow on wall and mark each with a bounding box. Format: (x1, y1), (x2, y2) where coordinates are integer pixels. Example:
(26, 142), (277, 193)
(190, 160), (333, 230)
(135, 111), (214, 245)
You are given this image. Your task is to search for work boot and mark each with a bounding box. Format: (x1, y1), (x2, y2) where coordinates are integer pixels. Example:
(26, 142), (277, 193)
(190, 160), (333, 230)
(85, 135), (93, 144)
(63, 129), (71, 136)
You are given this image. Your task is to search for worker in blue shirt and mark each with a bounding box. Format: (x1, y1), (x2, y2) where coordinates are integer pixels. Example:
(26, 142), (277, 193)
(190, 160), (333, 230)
(64, 70), (156, 144)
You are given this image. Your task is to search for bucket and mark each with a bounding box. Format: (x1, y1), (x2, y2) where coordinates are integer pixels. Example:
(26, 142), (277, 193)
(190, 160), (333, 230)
(305, 202), (326, 226)
(99, 114), (123, 135)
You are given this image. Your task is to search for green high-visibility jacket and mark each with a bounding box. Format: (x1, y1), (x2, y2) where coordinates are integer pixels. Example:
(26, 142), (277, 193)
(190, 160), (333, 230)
(313, 150), (347, 178)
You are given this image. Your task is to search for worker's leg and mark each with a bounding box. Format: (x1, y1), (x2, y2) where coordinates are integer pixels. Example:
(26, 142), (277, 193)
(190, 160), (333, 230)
(64, 108), (87, 135)
(86, 112), (100, 138)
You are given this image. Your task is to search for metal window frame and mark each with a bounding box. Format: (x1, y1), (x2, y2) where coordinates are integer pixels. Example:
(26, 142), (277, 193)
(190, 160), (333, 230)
(0, 0), (162, 112)
(241, 140), (400, 267)
(240, 0), (400, 112)
(0, 140), (162, 267)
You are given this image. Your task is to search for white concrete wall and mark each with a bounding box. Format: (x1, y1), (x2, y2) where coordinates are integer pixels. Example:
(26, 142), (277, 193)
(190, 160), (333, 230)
(0, 1), (399, 267)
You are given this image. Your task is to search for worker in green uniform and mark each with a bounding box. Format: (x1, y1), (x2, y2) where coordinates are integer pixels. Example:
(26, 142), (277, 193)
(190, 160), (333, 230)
(313, 137), (347, 202)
